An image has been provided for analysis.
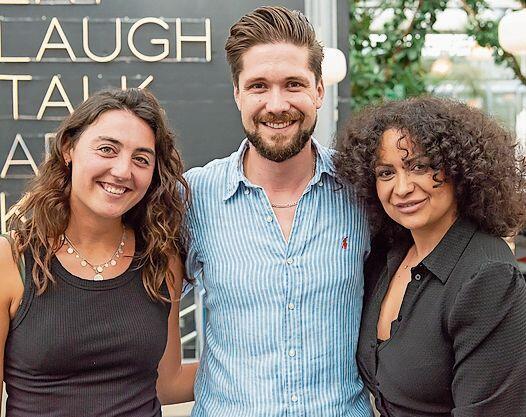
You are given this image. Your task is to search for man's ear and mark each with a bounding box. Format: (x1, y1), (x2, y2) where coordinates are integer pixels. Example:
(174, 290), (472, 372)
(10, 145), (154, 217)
(233, 83), (241, 111)
(315, 79), (325, 109)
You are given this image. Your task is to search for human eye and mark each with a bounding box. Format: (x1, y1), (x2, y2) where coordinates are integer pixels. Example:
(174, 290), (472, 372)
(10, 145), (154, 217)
(97, 145), (116, 156)
(248, 82), (266, 91)
(287, 80), (303, 89)
(133, 155), (151, 166)
(410, 160), (430, 173)
(375, 168), (394, 180)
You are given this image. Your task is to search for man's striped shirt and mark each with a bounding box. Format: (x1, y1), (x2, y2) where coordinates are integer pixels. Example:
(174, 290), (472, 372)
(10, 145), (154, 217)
(185, 139), (372, 417)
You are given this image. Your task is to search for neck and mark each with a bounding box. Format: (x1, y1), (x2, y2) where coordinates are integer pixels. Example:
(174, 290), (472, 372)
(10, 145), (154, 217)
(243, 139), (315, 192)
(410, 212), (458, 259)
(65, 213), (124, 246)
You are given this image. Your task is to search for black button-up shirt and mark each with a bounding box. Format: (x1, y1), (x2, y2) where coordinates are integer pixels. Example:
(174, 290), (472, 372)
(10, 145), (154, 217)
(357, 218), (526, 417)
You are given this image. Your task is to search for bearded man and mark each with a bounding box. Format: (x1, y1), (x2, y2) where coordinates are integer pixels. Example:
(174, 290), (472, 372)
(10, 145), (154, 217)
(184, 6), (372, 417)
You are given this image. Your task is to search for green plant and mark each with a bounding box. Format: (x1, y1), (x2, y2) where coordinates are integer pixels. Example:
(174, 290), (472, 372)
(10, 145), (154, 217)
(463, 0), (526, 85)
(349, 0), (526, 110)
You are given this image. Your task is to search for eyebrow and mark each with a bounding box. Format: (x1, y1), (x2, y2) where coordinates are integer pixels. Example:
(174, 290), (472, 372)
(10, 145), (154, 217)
(374, 155), (429, 169)
(242, 77), (266, 86)
(374, 161), (392, 168)
(404, 154), (427, 164)
(96, 136), (155, 156)
(284, 76), (310, 85)
(243, 75), (311, 86)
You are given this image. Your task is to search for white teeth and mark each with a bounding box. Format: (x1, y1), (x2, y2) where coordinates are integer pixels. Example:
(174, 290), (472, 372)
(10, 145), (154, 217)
(399, 201), (420, 208)
(265, 121), (293, 129)
(101, 183), (126, 195)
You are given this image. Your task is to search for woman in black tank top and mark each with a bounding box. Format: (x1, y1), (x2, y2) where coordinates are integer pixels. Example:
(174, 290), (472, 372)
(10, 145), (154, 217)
(0, 88), (197, 416)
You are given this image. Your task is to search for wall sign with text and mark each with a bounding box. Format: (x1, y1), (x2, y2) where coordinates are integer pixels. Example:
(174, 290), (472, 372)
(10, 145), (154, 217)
(0, 0), (304, 232)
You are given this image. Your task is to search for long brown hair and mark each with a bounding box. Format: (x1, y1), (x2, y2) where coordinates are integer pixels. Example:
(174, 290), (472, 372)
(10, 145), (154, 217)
(10, 88), (189, 300)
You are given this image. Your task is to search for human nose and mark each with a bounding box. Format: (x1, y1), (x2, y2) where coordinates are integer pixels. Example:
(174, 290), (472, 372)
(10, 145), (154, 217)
(393, 172), (414, 197)
(265, 88), (290, 114)
(110, 155), (132, 180)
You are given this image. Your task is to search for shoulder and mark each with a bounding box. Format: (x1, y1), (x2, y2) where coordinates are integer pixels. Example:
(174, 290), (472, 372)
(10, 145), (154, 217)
(313, 141), (362, 197)
(451, 237), (524, 319)
(448, 257), (525, 335)
(464, 229), (517, 271)
(0, 234), (24, 309)
(0, 234), (19, 271)
(184, 154), (234, 188)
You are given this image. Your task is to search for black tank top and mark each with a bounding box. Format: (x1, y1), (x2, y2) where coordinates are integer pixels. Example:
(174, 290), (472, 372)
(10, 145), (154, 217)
(4, 249), (171, 417)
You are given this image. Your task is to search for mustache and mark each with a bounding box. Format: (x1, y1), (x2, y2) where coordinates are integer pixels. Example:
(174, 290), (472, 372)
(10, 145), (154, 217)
(257, 110), (303, 124)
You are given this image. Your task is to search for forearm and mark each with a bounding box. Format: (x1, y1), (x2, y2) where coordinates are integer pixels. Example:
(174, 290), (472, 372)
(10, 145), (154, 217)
(158, 361), (199, 405)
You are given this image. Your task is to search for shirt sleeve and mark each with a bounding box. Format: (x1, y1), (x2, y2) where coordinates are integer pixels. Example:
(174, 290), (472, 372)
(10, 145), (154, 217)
(448, 261), (526, 417)
(182, 203), (203, 297)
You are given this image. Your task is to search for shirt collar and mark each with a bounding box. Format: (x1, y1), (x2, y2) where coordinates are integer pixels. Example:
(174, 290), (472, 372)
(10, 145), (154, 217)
(222, 138), (336, 201)
(386, 218), (478, 284)
(420, 217), (477, 283)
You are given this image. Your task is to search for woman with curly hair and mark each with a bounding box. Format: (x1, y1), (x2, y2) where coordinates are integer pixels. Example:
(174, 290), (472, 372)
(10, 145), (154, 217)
(0, 88), (197, 416)
(335, 96), (526, 416)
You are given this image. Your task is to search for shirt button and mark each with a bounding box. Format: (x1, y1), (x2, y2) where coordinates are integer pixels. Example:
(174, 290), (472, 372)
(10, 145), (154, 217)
(370, 342), (376, 349)
(414, 273), (422, 281)
(317, 180), (323, 187)
(291, 394), (298, 402)
(288, 303), (295, 310)
(286, 257), (294, 265)
(244, 188), (250, 195)
(265, 215), (273, 223)
(288, 349), (296, 357)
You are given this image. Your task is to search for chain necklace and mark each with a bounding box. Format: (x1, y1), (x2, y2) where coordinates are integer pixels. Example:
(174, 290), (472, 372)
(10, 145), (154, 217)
(270, 150), (317, 209)
(63, 225), (126, 281)
(402, 245), (419, 270)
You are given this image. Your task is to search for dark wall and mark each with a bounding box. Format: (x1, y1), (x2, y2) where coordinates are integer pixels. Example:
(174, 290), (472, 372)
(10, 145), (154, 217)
(0, 0), (303, 209)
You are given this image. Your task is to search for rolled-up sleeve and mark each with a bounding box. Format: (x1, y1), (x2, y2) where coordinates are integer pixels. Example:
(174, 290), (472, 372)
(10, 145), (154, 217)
(448, 261), (526, 416)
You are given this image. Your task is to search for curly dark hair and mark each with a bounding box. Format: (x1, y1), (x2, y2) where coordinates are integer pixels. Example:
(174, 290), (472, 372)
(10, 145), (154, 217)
(334, 96), (526, 240)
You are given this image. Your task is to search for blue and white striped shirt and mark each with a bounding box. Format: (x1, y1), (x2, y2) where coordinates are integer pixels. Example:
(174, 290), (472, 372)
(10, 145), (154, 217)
(185, 139), (372, 417)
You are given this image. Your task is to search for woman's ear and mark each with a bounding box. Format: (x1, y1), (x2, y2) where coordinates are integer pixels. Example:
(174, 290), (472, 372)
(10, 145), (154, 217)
(62, 144), (72, 167)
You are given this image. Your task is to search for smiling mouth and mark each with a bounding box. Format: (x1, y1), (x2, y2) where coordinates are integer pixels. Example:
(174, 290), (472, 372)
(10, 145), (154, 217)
(394, 199), (427, 213)
(261, 120), (296, 129)
(396, 200), (425, 208)
(99, 182), (128, 196)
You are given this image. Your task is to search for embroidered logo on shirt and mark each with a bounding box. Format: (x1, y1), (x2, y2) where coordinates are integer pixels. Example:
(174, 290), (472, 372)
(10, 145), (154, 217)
(341, 236), (348, 250)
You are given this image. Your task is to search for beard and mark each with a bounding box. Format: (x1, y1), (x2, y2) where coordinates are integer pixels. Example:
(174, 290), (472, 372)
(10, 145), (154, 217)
(244, 112), (317, 163)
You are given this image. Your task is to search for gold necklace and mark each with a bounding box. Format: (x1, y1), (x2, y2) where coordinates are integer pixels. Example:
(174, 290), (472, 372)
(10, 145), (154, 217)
(270, 150), (317, 209)
(63, 226), (126, 281)
(402, 245), (419, 270)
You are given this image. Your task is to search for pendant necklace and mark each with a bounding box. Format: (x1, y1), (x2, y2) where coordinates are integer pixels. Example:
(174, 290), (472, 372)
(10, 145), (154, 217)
(63, 225), (126, 281)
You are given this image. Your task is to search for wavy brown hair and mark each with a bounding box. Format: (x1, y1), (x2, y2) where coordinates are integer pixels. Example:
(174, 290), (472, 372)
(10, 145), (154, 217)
(225, 6), (323, 87)
(334, 96), (526, 241)
(10, 88), (189, 300)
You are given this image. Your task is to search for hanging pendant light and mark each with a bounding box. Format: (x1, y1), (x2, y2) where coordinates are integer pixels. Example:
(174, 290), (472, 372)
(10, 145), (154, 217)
(321, 47), (347, 86)
(498, 9), (526, 55)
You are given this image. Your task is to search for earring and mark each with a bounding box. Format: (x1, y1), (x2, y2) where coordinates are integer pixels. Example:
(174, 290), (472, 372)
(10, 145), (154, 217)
(65, 160), (70, 168)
